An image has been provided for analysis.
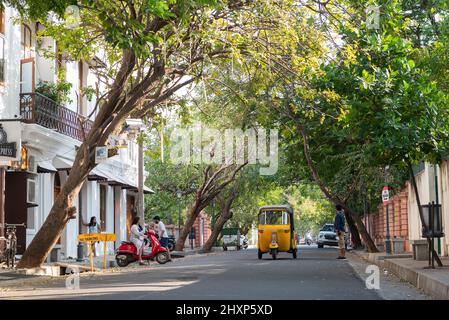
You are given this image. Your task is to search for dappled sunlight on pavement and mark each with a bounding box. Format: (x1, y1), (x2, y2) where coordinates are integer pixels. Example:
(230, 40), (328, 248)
(1, 279), (199, 299)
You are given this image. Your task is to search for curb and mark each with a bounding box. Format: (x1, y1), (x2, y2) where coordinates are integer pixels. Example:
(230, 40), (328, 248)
(384, 259), (449, 300)
(351, 250), (449, 299)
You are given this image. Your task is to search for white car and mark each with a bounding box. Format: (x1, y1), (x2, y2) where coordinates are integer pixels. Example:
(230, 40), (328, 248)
(316, 224), (349, 249)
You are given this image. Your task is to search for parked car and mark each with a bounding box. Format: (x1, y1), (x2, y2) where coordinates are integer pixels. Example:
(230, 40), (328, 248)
(222, 228), (242, 250)
(316, 224), (348, 249)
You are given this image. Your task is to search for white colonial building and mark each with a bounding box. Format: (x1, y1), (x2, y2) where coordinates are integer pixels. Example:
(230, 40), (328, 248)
(0, 6), (152, 261)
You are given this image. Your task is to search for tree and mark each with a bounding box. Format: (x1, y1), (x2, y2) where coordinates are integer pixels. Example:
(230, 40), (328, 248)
(175, 161), (247, 251)
(202, 165), (272, 251)
(12, 0), (278, 268)
(202, 181), (239, 252)
(144, 160), (200, 225)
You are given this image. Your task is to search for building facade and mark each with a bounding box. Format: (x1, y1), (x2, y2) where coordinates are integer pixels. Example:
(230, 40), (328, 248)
(406, 162), (448, 256)
(0, 6), (151, 260)
(364, 188), (410, 252)
(364, 161), (449, 257)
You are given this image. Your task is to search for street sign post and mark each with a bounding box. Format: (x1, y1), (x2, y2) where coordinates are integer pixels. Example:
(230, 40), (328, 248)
(382, 186), (391, 254)
(382, 186), (390, 203)
(77, 233), (116, 271)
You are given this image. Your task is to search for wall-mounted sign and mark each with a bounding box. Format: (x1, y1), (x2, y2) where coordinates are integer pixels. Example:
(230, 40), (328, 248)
(0, 125), (16, 157)
(0, 122), (21, 163)
(382, 186), (390, 203)
(95, 146), (108, 164)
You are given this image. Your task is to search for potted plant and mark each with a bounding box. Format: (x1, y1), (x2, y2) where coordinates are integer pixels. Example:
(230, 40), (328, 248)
(35, 80), (73, 106)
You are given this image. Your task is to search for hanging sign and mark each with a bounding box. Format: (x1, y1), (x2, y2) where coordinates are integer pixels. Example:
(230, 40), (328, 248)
(0, 122), (21, 160)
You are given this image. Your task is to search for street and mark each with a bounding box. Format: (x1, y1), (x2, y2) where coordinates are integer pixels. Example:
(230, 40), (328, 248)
(1, 246), (430, 300)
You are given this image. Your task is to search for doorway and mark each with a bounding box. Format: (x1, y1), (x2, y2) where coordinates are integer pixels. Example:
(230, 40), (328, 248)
(126, 195), (136, 240)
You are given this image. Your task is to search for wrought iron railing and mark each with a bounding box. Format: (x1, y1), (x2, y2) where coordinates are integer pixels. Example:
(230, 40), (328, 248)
(20, 92), (93, 141)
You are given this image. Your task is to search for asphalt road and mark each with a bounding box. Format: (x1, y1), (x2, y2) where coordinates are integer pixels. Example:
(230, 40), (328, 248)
(1, 246), (430, 300)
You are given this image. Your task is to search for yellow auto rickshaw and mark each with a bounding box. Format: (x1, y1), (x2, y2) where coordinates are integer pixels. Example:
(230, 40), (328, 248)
(257, 205), (297, 260)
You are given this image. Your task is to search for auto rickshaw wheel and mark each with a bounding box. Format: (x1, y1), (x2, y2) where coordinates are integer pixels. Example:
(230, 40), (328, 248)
(258, 249), (263, 260)
(271, 249), (277, 260)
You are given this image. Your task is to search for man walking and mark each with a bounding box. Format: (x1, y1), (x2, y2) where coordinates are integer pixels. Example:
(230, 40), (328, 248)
(334, 204), (346, 260)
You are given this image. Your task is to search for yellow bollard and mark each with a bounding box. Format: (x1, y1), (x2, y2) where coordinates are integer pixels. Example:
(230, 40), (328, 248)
(103, 240), (107, 271)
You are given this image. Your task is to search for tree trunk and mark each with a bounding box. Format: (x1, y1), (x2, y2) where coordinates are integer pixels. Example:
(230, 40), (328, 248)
(344, 210), (362, 248)
(17, 146), (91, 268)
(174, 164), (246, 251)
(344, 206), (376, 251)
(203, 214), (228, 252)
(292, 121), (378, 252)
(203, 203), (233, 252)
(175, 201), (202, 251)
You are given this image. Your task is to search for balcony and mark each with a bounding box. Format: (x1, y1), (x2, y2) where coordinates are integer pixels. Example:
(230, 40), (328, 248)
(20, 92), (93, 141)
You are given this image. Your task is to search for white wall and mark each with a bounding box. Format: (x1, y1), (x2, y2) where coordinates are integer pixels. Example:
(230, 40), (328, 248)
(86, 180), (100, 223)
(408, 164), (433, 241)
(120, 189), (127, 242)
(0, 6), (140, 259)
(65, 60), (79, 113)
(438, 161), (449, 256)
(86, 66), (97, 118)
(0, 7), (22, 119)
(58, 171), (79, 259)
(35, 36), (56, 84)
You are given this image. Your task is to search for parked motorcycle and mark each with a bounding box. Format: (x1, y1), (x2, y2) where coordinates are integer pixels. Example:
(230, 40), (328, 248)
(153, 232), (175, 251)
(305, 232), (313, 246)
(242, 238), (249, 249)
(167, 236), (175, 251)
(116, 229), (169, 267)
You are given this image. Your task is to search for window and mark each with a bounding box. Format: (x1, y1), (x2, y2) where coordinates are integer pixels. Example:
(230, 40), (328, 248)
(21, 24), (32, 59)
(258, 211), (289, 225)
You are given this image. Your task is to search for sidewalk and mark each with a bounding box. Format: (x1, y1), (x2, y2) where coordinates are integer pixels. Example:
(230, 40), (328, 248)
(351, 250), (449, 299)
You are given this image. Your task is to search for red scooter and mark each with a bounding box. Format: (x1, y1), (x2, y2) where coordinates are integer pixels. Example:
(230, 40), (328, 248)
(116, 229), (169, 267)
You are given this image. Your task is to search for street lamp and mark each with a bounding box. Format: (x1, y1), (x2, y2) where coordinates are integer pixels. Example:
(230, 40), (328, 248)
(176, 190), (182, 239)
